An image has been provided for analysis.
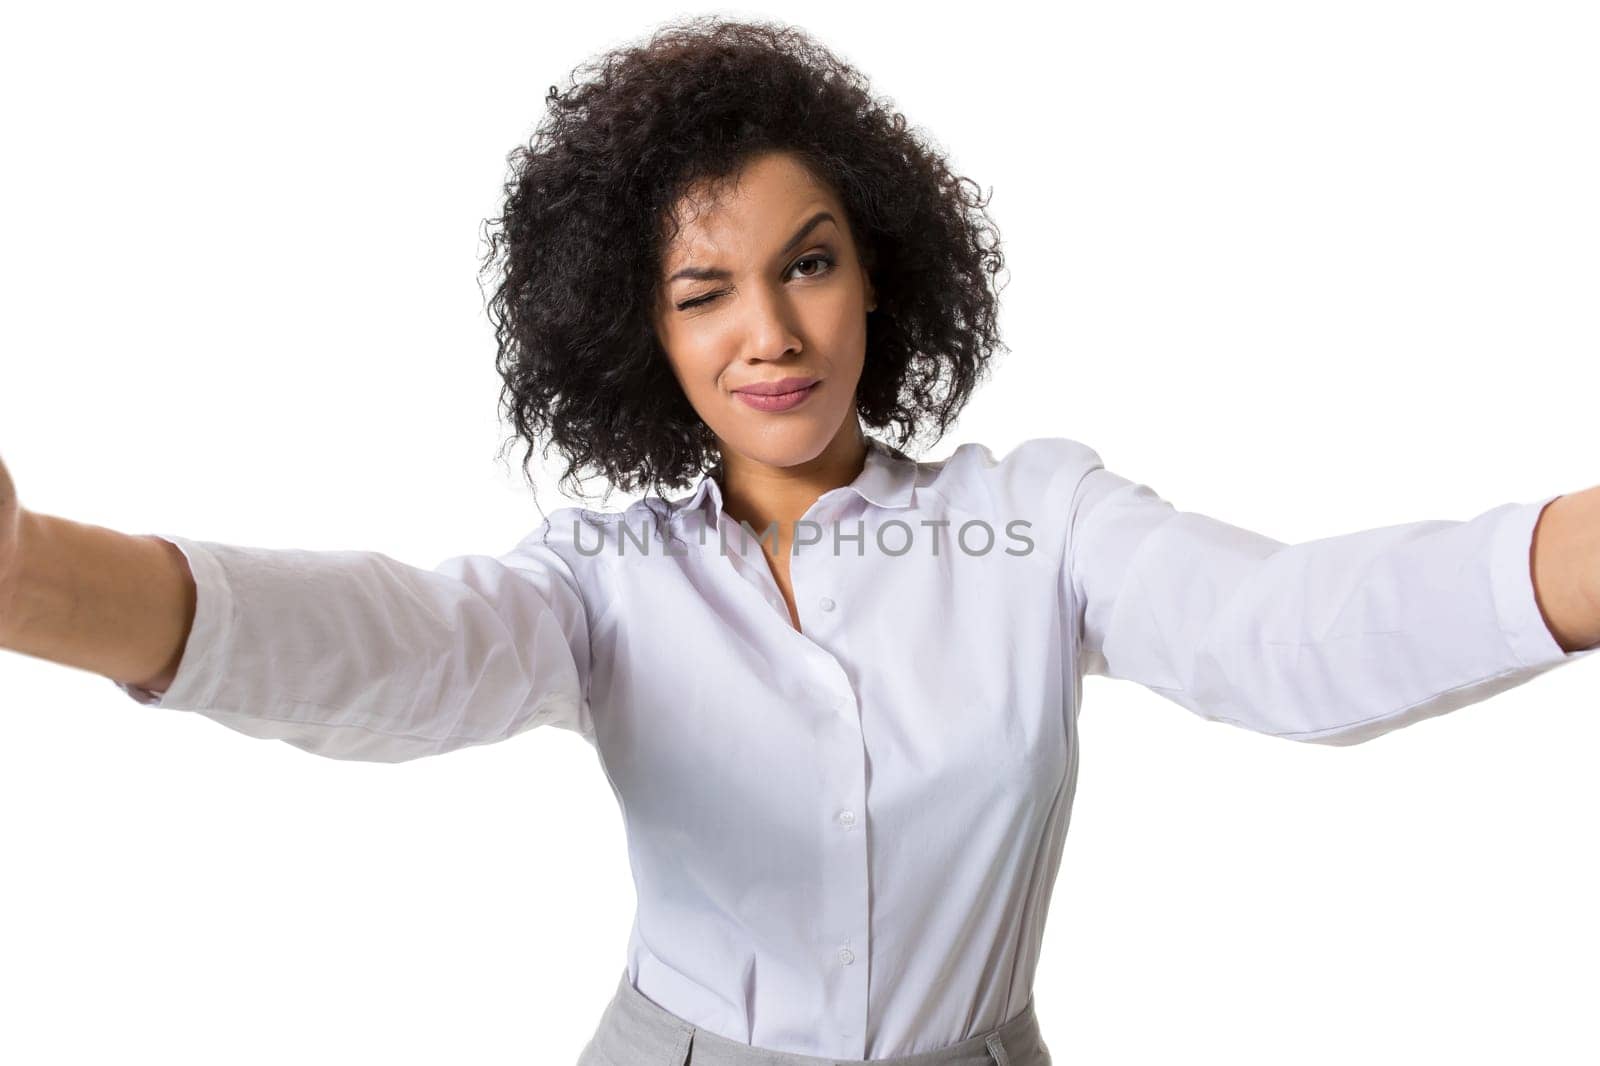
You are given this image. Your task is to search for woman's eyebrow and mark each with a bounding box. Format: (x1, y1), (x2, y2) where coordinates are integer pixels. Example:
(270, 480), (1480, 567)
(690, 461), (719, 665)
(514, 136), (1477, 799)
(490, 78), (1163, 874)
(666, 210), (836, 283)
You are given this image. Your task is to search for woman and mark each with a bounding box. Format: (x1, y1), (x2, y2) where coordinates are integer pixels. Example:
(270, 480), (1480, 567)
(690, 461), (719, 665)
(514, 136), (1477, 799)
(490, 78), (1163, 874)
(1, 15), (1596, 1066)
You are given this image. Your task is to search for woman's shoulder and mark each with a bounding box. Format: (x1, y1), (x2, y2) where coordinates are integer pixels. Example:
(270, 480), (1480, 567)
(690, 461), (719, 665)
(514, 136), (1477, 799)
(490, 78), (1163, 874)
(515, 499), (680, 554)
(911, 435), (1106, 511)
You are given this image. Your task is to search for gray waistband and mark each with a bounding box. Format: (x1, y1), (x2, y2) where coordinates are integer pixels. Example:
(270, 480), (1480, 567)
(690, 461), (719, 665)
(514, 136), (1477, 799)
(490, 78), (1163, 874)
(580, 969), (1049, 1066)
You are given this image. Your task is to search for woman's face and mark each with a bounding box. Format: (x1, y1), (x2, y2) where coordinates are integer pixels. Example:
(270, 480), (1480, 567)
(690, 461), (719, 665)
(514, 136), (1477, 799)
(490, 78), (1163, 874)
(652, 150), (877, 472)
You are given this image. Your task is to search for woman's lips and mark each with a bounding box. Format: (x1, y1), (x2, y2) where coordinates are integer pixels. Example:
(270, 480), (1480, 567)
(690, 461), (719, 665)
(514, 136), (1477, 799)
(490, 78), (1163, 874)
(733, 380), (821, 412)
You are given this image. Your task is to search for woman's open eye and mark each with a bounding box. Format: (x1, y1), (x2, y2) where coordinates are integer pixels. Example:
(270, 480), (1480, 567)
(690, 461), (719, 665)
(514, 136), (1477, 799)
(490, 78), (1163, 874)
(791, 252), (835, 279)
(674, 252), (837, 312)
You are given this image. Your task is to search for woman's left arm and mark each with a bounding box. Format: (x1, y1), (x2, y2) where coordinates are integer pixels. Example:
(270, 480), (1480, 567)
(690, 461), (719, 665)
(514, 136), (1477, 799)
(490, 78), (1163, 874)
(1531, 487), (1600, 653)
(1061, 438), (1600, 746)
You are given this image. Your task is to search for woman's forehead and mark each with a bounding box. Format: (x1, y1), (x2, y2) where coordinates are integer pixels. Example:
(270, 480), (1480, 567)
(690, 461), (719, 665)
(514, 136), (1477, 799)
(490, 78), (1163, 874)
(662, 153), (837, 244)
(662, 168), (844, 270)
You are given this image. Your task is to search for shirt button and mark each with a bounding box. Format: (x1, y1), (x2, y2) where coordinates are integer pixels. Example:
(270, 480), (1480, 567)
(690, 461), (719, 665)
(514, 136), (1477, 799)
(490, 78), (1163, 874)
(838, 947), (855, 965)
(818, 596), (835, 612)
(836, 809), (856, 829)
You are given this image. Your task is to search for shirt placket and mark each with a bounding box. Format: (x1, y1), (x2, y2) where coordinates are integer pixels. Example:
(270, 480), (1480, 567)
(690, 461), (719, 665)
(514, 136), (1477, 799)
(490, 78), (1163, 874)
(704, 503), (872, 1054)
(790, 511), (871, 1055)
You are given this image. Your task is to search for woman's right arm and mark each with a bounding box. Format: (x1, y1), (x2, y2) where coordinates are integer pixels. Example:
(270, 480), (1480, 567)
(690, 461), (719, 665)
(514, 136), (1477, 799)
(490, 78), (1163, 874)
(0, 452), (596, 762)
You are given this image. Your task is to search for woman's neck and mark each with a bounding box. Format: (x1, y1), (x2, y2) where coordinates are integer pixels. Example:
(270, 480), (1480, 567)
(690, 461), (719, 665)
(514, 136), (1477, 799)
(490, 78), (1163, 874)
(716, 425), (869, 538)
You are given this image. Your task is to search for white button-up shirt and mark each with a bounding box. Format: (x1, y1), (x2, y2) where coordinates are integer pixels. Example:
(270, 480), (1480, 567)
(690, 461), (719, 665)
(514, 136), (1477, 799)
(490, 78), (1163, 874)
(114, 435), (1596, 1059)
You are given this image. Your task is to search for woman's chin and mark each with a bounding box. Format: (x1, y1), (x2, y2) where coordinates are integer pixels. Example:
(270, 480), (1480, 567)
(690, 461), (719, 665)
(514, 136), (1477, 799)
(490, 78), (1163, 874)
(721, 419), (847, 469)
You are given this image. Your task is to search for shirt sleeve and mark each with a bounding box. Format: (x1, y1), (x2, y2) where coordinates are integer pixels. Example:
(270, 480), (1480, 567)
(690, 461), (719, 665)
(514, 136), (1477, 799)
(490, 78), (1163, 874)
(109, 517), (595, 761)
(1067, 447), (1598, 745)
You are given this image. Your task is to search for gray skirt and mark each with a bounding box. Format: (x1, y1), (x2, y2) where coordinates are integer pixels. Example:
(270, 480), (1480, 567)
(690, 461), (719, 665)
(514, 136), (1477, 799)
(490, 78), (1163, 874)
(576, 969), (1052, 1066)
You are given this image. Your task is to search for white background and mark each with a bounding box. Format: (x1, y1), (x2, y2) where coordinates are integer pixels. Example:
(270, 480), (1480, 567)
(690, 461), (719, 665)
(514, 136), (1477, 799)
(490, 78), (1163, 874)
(2, 2), (1597, 1063)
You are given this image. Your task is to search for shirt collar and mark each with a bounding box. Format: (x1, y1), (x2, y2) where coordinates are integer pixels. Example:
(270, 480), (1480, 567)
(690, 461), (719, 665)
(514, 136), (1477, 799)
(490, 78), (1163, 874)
(673, 436), (917, 526)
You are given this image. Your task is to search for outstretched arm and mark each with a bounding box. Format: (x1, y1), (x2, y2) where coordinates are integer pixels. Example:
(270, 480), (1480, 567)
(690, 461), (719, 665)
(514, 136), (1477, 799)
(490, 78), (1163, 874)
(0, 451), (594, 763)
(1066, 444), (1600, 746)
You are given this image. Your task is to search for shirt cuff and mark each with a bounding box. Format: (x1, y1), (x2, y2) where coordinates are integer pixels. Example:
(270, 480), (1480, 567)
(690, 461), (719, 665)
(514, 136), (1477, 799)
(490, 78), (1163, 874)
(111, 534), (235, 709)
(1491, 495), (1598, 669)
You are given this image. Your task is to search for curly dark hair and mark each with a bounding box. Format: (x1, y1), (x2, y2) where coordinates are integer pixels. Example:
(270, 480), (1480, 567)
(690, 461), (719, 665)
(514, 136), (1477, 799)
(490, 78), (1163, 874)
(477, 14), (1008, 537)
